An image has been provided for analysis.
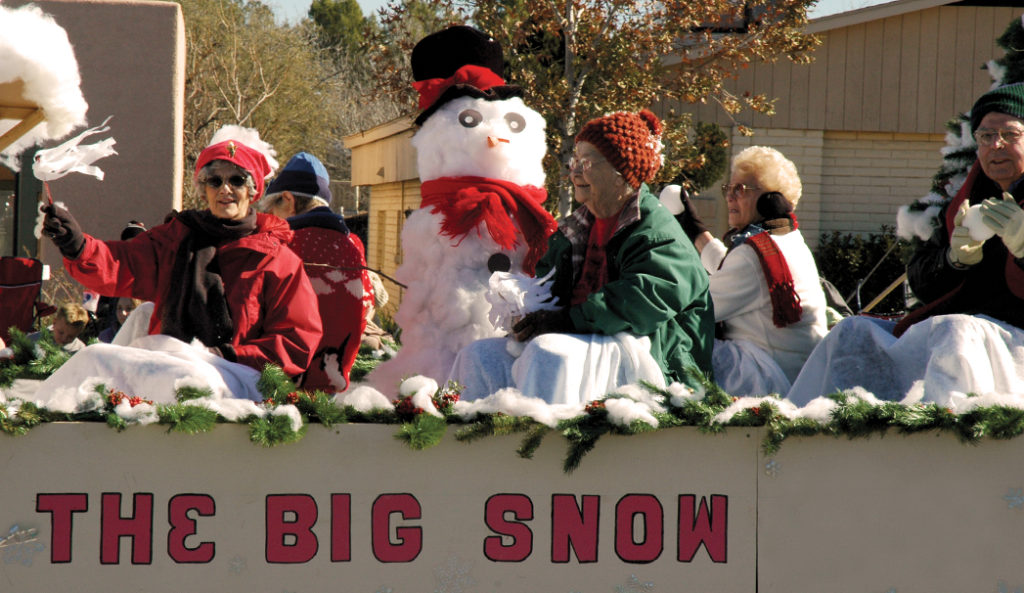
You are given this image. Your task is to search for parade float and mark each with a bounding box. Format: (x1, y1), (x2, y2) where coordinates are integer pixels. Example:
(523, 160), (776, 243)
(4, 3), (1024, 592)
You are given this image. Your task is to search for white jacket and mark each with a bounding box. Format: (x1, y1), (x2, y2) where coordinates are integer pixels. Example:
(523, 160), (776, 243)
(702, 229), (828, 383)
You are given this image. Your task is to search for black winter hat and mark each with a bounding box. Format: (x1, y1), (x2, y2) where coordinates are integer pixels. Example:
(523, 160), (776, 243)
(970, 82), (1024, 133)
(411, 25), (522, 125)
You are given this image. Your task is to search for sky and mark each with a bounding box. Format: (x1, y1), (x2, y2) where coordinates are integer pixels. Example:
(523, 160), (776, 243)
(267, 0), (892, 25)
(268, 0), (390, 23)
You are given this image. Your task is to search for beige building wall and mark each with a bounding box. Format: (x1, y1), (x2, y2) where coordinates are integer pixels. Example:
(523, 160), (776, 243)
(6, 0), (184, 267)
(679, 4), (1020, 135)
(818, 131), (945, 236)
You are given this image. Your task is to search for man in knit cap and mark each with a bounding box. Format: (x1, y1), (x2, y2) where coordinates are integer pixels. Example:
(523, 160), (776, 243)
(259, 152), (374, 393)
(903, 81), (1024, 330)
(786, 82), (1024, 406)
(448, 109), (714, 404)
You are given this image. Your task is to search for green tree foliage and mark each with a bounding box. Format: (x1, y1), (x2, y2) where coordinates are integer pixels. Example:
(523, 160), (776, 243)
(174, 0), (406, 211)
(815, 227), (909, 316)
(308, 0), (375, 54)
(369, 0), (818, 214)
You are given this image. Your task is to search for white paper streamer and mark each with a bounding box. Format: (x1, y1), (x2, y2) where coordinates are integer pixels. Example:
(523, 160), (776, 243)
(32, 115), (116, 181)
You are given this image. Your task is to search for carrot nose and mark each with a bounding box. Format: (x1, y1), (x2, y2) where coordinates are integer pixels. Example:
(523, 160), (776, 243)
(487, 136), (510, 148)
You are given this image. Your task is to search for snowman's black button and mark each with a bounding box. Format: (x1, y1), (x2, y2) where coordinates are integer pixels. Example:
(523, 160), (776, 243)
(487, 253), (512, 273)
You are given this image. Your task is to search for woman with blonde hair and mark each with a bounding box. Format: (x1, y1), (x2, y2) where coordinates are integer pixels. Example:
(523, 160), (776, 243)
(676, 145), (827, 396)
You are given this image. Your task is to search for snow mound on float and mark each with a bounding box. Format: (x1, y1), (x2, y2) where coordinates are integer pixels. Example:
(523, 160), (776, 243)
(0, 4), (88, 168)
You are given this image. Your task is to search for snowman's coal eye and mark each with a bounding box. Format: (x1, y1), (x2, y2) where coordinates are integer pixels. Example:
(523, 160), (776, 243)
(458, 109), (482, 128)
(504, 112), (526, 133)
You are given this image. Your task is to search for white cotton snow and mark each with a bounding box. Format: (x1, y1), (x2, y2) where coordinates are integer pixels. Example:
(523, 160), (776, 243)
(896, 202), (942, 241)
(184, 396), (264, 423)
(333, 384), (394, 411)
(666, 381), (706, 407)
(113, 400), (158, 426)
(792, 396), (838, 423)
(0, 4), (88, 168)
(610, 383), (667, 414)
(604, 397), (659, 428)
(712, 395), (800, 424)
(271, 404), (303, 433)
(398, 375), (443, 417)
(452, 388), (585, 428)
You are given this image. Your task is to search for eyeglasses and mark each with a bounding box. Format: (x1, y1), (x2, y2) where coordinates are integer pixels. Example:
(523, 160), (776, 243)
(721, 183), (760, 195)
(973, 128), (1024, 147)
(567, 155), (594, 174)
(205, 174), (247, 189)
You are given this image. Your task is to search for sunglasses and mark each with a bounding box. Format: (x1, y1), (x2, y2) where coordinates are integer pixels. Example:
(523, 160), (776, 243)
(205, 174), (247, 189)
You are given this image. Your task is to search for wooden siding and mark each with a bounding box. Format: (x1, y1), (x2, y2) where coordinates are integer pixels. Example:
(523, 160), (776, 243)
(344, 117), (418, 186)
(672, 6), (1022, 135)
(366, 180), (421, 308)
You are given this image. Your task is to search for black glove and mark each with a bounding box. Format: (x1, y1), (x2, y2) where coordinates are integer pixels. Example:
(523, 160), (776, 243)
(512, 308), (574, 342)
(42, 204), (85, 259)
(675, 188), (709, 242)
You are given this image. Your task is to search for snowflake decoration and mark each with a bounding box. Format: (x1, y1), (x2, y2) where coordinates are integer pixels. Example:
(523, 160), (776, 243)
(764, 459), (781, 478)
(228, 555), (247, 575)
(433, 555), (474, 593)
(615, 574), (655, 593)
(999, 580), (1024, 593)
(0, 525), (45, 566)
(1004, 488), (1024, 509)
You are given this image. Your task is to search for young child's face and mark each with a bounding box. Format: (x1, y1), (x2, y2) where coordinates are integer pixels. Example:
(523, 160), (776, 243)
(52, 317), (82, 346)
(116, 297), (136, 324)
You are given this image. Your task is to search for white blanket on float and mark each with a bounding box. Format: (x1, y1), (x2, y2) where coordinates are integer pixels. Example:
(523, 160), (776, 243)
(712, 337), (793, 397)
(449, 332), (666, 406)
(786, 314), (1024, 407)
(30, 334), (263, 413)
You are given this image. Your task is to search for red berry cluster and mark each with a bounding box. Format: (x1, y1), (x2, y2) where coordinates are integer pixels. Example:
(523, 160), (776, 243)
(432, 390), (460, 411)
(107, 389), (153, 408)
(584, 400), (606, 414)
(394, 396), (425, 421)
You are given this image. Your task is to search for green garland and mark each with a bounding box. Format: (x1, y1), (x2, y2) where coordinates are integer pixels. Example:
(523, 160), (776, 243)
(5, 338), (1024, 472)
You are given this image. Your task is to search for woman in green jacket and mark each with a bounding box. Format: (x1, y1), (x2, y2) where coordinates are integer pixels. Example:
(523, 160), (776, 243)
(448, 109), (715, 404)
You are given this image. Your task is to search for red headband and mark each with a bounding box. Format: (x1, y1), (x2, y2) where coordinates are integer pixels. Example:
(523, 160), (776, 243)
(412, 64), (506, 111)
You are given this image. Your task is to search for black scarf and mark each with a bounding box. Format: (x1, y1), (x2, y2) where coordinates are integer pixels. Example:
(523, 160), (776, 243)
(160, 209), (257, 348)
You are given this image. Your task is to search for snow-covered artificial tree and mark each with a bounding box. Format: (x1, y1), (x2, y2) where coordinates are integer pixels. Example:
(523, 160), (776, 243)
(897, 14), (1024, 242)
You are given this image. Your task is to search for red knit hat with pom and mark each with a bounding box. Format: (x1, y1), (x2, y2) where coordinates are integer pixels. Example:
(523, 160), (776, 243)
(575, 109), (664, 189)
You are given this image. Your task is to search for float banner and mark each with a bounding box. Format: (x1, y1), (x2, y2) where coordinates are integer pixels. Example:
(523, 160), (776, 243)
(0, 424), (753, 592)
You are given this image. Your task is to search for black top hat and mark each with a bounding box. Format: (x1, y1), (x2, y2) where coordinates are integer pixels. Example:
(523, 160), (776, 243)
(411, 25), (522, 125)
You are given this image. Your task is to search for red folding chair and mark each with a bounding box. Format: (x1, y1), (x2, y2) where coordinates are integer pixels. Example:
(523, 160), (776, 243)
(0, 256), (52, 343)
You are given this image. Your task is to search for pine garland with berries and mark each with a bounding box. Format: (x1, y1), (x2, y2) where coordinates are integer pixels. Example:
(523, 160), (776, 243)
(7, 341), (1024, 471)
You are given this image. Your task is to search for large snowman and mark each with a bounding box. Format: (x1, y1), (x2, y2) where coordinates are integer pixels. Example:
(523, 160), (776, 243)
(367, 26), (556, 393)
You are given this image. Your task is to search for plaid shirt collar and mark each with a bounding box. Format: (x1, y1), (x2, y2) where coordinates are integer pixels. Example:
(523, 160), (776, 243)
(560, 193), (642, 278)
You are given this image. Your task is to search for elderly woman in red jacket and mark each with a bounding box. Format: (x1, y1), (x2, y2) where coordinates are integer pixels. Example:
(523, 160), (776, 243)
(41, 136), (322, 385)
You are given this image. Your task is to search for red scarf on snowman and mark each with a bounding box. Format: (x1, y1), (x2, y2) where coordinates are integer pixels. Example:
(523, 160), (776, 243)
(420, 176), (557, 275)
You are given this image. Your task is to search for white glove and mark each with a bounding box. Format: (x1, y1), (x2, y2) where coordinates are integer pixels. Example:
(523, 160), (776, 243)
(980, 192), (1024, 258)
(948, 200), (984, 267)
